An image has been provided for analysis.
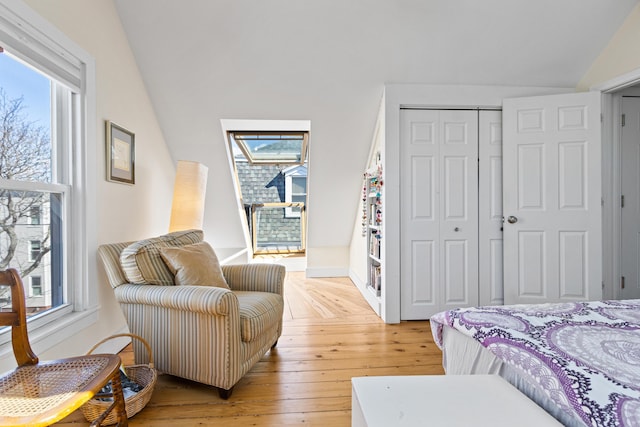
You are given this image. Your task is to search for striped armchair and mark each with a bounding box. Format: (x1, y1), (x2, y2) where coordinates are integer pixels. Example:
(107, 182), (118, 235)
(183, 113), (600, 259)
(97, 230), (285, 399)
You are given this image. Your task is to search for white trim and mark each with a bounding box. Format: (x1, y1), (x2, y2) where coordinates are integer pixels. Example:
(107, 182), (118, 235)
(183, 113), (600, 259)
(0, 179), (68, 193)
(306, 267), (350, 277)
(349, 268), (381, 315)
(0, 0), (97, 357)
(221, 119), (310, 132)
(0, 307), (99, 372)
(284, 170), (307, 218)
(591, 67), (640, 93)
(592, 70), (640, 301)
(0, 0), (85, 91)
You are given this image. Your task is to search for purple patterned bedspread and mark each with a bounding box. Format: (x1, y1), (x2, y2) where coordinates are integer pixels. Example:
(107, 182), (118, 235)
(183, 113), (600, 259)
(430, 300), (640, 427)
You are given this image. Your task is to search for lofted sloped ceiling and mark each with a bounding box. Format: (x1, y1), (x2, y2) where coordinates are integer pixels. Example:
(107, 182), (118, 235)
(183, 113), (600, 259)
(114, 0), (638, 257)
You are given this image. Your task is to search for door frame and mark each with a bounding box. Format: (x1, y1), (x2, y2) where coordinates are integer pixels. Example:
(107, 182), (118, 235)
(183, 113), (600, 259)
(594, 67), (640, 300)
(384, 84), (572, 322)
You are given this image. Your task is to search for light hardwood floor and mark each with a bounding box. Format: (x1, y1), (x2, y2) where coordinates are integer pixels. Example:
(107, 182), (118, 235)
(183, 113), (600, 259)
(56, 272), (444, 426)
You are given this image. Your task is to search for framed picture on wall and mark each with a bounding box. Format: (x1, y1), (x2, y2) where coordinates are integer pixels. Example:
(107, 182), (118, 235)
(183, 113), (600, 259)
(106, 121), (135, 185)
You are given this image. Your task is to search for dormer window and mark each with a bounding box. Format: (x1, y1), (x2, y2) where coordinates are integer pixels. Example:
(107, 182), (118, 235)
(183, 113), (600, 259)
(229, 132), (308, 165)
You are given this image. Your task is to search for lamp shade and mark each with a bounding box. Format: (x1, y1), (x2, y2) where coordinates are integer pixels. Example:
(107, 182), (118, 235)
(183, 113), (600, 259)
(169, 160), (208, 232)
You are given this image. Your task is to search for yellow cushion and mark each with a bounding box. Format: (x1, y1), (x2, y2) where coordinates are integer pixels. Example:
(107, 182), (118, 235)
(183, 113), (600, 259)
(159, 242), (229, 288)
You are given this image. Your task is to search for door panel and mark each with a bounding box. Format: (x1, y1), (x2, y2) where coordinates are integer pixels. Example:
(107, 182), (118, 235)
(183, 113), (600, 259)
(503, 92), (602, 304)
(559, 142), (587, 209)
(560, 231), (587, 297)
(444, 156), (468, 219)
(444, 240), (468, 303)
(518, 231), (545, 297)
(411, 240), (435, 305)
(518, 144), (545, 209)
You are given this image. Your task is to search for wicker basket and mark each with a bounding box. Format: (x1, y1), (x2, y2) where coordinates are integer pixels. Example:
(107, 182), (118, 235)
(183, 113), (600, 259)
(81, 333), (157, 425)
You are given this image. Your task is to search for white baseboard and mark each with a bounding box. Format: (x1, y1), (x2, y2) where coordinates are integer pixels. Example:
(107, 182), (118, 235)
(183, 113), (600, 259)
(306, 267), (349, 278)
(349, 269), (366, 289)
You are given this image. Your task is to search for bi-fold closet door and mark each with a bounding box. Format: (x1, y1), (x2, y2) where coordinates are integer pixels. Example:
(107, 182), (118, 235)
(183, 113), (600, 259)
(400, 109), (503, 320)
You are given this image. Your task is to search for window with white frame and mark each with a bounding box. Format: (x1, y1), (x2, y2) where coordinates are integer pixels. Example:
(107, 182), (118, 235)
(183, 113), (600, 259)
(0, 0), (96, 343)
(30, 276), (42, 297)
(29, 206), (41, 225)
(28, 240), (41, 262)
(284, 165), (307, 218)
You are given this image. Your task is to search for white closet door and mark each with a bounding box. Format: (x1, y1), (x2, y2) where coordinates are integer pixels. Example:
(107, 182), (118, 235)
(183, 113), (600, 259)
(479, 111), (504, 306)
(502, 92), (602, 304)
(438, 110), (479, 312)
(400, 109), (439, 319)
(400, 109), (478, 319)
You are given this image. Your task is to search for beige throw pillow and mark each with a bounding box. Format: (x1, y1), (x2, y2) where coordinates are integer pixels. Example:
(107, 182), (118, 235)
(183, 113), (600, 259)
(120, 229), (204, 286)
(159, 241), (229, 288)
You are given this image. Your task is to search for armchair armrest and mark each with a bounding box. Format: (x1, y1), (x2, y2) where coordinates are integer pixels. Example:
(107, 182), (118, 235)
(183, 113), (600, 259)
(221, 264), (285, 294)
(114, 284), (236, 316)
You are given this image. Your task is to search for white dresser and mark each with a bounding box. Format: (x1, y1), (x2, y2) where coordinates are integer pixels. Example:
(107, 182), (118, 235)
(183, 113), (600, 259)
(351, 375), (562, 426)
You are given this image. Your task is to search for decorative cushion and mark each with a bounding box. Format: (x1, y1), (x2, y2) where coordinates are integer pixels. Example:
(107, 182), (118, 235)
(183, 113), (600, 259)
(120, 229), (204, 285)
(159, 242), (229, 288)
(235, 291), (284, 342)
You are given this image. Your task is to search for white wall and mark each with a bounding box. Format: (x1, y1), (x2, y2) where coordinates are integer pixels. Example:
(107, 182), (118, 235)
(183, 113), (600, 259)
(8, 0), (175, 365)
(577, 3), (640, 90)
(349, 96), (385, 292)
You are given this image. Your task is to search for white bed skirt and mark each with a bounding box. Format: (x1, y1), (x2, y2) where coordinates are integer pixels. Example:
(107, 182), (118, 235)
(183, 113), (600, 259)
(441, 325), (584, 427)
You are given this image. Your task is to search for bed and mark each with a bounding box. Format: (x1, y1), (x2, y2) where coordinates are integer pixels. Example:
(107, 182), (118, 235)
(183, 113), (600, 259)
(430, 300), (640, 427)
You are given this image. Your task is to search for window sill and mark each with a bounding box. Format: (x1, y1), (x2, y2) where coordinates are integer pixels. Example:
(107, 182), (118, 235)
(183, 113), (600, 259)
(0, 306), (99, 372)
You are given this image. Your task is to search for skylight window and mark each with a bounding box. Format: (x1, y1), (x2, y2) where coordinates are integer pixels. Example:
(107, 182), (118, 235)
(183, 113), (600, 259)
(229, 131), (308, 165)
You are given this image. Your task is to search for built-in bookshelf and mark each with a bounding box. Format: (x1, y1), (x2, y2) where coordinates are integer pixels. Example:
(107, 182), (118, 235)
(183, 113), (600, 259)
(364, 163), (383, 297)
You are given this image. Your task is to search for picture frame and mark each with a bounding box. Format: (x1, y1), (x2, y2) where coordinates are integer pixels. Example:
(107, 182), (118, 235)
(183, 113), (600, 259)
(106, 121), (135, 185)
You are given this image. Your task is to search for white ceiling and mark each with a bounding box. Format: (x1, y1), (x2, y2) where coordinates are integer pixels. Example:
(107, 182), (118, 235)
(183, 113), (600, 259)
(114, 0), (638, 250)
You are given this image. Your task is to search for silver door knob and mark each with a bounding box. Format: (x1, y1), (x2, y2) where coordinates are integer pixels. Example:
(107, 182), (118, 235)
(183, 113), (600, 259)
(507, 216), (518, 224)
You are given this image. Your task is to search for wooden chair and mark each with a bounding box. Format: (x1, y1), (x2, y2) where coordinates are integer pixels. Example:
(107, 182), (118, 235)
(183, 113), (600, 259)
(0, 268), (128, 426)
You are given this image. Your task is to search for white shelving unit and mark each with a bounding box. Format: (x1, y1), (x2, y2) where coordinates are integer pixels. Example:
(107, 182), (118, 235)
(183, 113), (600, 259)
(363, 162), (383, 311)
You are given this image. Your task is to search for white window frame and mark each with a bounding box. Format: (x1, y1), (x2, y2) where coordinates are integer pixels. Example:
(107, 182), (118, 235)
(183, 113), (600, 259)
(28, 240), (41, 262)
(29, 206), (41, 225)
(0, 0), (97, 360)
(283, 165), (307, 218)
(30, 275), (42, 297)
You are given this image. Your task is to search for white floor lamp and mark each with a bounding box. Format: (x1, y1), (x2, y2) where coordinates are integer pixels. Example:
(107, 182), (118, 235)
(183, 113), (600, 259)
(169, 160), (208, 232)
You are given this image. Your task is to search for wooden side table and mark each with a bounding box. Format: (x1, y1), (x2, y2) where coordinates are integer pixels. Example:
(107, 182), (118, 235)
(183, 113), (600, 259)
(351, 375), (562, 426)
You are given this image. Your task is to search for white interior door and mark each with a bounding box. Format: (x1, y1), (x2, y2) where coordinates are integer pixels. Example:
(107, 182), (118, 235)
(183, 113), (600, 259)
(400, 109), (478, 319)
(620, 96), (640, 299)
(502, 92), (602, 304)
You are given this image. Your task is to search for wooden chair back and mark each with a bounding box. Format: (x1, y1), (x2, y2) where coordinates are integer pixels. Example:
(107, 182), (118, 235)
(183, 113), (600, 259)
(0, 269), (38, 366)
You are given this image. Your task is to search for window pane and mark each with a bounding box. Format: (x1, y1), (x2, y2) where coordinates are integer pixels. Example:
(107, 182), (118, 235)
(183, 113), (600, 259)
(231, 132), (307, 165)
(0, 190), (63, 316)
(30, 206), (41, 225)
(292, 177), (307, 194)
(0, 50), (64, 318)
(0, 52), (52, 183)
(31, 276), (42, 296)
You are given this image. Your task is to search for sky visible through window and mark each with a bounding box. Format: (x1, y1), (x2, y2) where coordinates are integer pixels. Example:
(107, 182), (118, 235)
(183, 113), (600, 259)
(0, 52), (51, 128)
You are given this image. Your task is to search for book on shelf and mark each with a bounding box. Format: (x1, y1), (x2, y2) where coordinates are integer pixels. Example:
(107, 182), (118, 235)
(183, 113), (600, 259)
(368, 264), (382, 296)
